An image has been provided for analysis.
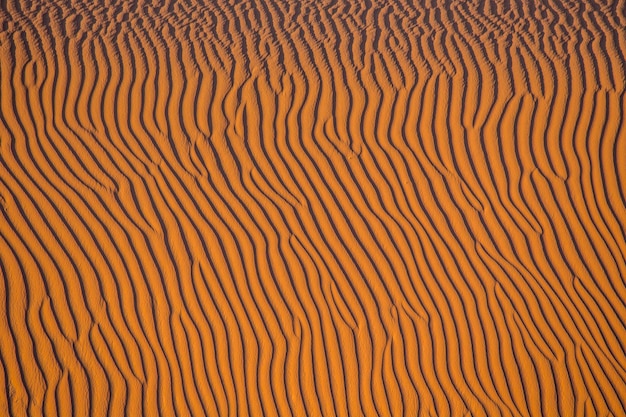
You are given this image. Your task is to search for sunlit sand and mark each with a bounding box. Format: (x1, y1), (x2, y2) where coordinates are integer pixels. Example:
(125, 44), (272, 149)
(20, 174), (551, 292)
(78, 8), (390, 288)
(1, 0), (625, 416)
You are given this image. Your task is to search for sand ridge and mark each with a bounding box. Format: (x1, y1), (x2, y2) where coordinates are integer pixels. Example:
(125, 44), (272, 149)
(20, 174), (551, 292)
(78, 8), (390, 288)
(1, 0), (625, 416)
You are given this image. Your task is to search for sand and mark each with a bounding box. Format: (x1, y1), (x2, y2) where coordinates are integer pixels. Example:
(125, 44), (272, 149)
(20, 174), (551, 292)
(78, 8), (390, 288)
(1, 0), (625, 415)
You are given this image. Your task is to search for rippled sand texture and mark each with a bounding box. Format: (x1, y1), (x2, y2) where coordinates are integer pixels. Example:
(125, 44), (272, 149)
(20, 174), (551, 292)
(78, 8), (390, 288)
(1, 0), (626, 416)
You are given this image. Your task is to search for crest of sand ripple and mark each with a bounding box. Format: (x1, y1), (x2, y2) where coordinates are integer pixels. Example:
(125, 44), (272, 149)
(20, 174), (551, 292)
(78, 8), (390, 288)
(1, 0), (625, 416)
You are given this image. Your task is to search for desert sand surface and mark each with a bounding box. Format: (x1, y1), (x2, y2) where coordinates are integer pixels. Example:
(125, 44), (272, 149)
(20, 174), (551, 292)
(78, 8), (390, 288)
(1, 0), (626, 416)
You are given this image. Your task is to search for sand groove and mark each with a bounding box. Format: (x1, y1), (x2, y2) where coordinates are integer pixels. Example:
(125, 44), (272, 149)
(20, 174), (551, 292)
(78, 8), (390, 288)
(1, 0), (626, 416)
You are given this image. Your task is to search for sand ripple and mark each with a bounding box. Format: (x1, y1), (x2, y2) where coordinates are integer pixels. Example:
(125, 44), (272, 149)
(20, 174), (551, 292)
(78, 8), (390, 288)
(1, 0), (625, 416)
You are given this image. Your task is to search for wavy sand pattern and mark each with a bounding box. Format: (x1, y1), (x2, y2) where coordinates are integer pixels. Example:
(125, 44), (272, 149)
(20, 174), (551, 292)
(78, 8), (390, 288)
(1, 0), (626, 416)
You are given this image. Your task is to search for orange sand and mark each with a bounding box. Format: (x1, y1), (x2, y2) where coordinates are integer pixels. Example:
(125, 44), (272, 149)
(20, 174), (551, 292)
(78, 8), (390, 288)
(1, 0), (626, 416)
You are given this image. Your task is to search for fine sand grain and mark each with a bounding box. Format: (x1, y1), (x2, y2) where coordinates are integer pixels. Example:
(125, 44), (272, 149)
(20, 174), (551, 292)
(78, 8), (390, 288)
(1, 0), (626, 416)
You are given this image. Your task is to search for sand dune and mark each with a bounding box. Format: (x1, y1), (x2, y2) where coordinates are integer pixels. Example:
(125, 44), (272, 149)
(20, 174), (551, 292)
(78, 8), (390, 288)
(1, 0), (626, 415)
